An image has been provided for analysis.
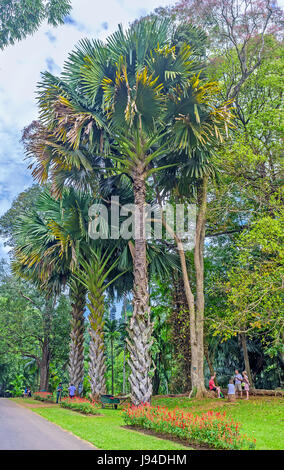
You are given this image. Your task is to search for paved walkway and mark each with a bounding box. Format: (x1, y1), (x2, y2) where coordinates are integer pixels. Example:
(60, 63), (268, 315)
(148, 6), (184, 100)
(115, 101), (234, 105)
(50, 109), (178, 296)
(0, 398), (96, 450)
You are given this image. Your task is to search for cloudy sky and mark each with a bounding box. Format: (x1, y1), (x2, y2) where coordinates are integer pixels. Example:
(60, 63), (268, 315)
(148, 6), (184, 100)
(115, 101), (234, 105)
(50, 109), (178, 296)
(0, 0), (176, 259)
(0, 0), (283, 260)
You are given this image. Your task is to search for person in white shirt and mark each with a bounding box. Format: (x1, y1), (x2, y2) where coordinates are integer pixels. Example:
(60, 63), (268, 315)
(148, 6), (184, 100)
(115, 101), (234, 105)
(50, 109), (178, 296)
(234, 370), (243, 398)
(227, 379), (236, 402)
(68, 383), (76, 399)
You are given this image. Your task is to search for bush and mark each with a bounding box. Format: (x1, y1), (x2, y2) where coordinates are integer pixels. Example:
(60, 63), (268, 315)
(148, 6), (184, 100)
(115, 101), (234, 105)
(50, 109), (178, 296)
(122, 404), (256, 450)
(60, 397), (100, 415)
(33, 391), (54, 402)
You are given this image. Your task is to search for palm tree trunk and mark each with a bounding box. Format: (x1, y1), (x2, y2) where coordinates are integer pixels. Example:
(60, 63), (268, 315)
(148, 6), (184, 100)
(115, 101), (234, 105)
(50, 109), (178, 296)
(68, 283), (86, 392)
(88, 287), (107, 400)
(127, 171), (153, 405)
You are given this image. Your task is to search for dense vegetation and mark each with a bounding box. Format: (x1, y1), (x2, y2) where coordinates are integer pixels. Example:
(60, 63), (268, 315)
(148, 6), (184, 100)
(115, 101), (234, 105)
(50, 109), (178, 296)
(0, 0), (283, 406)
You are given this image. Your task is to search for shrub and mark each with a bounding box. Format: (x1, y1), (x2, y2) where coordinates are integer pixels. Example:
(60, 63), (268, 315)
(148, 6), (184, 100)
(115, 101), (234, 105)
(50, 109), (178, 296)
(60, 397), (100, 415)
(122, 404), (256, 450)
(33, 391), (54, 402)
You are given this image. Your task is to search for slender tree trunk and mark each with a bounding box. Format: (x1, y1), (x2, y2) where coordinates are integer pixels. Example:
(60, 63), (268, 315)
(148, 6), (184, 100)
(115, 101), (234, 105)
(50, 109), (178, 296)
(204, 340), (215, 377)
(39, 338), (50, 390)
(153, 174), (208, 397)
(39, 298), (53, 391)
(193, 176), (208, 398)
(240, 333), (254, 387)
(68, 282), (86, 392)
(122, 295), (127, 395)
(170, 273), (191, 391)
(154, 183), (204, 397)
(127, 170), (153, 405)
(111, 339), (114, 395)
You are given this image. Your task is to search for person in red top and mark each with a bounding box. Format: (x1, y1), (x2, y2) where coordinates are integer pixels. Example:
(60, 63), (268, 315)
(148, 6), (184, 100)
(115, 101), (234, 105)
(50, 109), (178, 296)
(209, 373), (221, 398)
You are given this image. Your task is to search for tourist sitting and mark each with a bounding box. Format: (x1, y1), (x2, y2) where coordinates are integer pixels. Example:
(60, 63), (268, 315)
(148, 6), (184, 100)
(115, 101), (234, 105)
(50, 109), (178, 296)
(209, 373), (222, 398)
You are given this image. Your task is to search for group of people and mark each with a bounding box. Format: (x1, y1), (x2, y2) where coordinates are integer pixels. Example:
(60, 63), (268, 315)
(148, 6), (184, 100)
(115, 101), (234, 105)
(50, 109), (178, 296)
(21, 382), (81, 403)
(56, 382), (78, 403)
(23, 387), (32, 398)
(209, 370), (250, 400)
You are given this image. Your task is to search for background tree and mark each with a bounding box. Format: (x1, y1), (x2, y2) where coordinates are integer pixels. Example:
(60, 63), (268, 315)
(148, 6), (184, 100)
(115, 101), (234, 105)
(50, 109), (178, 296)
(0, 0), (72, 49)
(0, 262), (70, 391)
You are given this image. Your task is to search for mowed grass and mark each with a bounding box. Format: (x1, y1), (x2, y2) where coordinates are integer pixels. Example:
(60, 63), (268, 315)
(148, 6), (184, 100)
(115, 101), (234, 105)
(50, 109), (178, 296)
(152, 396), (284, 450)
(12, 396), (284, 450)
(13, 398), (188, 450)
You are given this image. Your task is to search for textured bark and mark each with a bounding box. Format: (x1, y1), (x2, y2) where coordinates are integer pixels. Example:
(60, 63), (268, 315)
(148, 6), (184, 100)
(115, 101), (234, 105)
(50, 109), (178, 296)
(204, 340), (215, 377)
(169, 273), (191, 392)
(127, 316), (153, 405)
(88, 287), (107, 400)
(192, 176), (208, 398)
(39, 299), (53, 391)
(156, 188), (204, 397)
(127, 171), (153, 405)
(171, 178), (208, 398)
(68, 283), (86, 392)
(240, 333), (254, 387)
(39, 338), (50, 391)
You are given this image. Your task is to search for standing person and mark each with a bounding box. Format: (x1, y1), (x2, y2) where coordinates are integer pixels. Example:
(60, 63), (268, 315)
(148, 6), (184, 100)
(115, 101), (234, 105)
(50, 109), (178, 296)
(56, 382), (63, 403)
(242, 371), (250, 400)
(234, 370), (243, 398)
(209, 373), (222, 398)
(68, 383), (76, 399)
(227, 379), (236, 402)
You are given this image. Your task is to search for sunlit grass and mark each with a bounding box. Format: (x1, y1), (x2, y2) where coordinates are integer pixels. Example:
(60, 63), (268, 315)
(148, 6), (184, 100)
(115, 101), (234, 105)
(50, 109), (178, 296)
(152, 396), (284, 450)
(11, 396), (284, 450)
(27, 405), (189, 450)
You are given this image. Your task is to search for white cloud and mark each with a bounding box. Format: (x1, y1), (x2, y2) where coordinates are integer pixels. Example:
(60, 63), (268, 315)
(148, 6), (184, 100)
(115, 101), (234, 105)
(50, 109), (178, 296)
(0, 0), (174, 129)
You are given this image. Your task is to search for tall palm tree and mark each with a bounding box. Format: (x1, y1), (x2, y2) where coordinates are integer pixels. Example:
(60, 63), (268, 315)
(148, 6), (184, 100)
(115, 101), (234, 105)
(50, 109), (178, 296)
(74, 245), (128, 399)
(24, 18), (233, 401)
(12, 188), (91, 391)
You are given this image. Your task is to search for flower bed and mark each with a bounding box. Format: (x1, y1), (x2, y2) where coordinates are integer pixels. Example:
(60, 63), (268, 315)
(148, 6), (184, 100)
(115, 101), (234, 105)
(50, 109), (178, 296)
(60, 397), (100, 415)
(33, 391), (55, 403)
(122, 404), (256, 450)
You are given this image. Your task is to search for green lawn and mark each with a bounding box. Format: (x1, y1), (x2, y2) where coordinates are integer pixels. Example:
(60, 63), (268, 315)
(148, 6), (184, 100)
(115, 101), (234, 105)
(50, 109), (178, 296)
(12, 398), (188, 450)
(12, 396), (284, 450)
(152, 396), (284, 450)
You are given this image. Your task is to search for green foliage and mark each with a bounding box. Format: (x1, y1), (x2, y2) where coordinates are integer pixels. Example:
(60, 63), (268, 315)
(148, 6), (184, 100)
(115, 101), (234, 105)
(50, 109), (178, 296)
(5, 374), (25, 397)
(0, 0), (72, 49)
(217, 208), (284, 344)
(0, 260), (71, 393)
